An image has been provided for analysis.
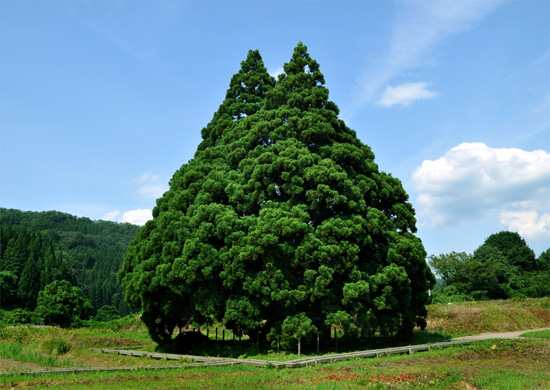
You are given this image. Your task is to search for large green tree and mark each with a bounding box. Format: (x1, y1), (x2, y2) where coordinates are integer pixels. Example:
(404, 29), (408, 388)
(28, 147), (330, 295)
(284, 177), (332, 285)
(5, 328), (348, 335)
(483, 231), (537, 272)
(119, 43), (435, 347)
(430, 232), (548, 301)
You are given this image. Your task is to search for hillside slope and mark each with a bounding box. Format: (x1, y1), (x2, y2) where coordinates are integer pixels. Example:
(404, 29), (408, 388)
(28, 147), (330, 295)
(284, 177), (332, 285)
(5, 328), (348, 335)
(0, 208), (139, 314)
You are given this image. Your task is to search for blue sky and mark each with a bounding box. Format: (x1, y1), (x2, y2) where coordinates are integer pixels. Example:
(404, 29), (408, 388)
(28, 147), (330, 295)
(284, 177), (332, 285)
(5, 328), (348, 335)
(1, 0), (549, 257)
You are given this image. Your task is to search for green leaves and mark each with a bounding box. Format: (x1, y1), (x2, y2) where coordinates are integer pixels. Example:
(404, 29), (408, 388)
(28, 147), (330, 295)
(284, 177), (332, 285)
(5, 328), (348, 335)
(35, 280), (92, 328)
(282, 312), (317, 340)
(119, 43), (433, 347)
(431, 232), (548, 303)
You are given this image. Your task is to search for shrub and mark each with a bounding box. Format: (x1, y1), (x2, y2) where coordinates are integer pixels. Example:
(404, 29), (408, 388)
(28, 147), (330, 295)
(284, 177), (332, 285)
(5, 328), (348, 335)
(0, 309), (35, 326)
(94, 305), (121, 322)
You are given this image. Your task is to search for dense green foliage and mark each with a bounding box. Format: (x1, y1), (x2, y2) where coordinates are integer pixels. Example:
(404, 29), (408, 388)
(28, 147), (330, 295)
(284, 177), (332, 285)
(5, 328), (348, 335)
(429, 231), (549, 302)
(94, 305), (122, 322)
(0, 224), (73, 310)
(35, 280), (92, 328)
(0, 208), (139, 315)
(119, 43), (435, 348)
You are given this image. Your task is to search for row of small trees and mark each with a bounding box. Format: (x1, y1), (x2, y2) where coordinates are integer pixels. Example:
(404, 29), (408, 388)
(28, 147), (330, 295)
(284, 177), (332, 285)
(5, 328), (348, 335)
(429, 231), (549, 302)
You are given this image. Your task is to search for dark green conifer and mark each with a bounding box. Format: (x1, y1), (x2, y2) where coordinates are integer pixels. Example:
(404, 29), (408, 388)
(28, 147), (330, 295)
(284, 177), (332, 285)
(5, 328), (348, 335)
(119, 43), (435, 346)
(17, 234), (43, 309)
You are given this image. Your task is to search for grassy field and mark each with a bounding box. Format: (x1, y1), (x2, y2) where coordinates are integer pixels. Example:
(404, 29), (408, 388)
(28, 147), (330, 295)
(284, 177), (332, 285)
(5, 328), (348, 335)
(521, 329), (550, 339)
(1, 298), (549, 389)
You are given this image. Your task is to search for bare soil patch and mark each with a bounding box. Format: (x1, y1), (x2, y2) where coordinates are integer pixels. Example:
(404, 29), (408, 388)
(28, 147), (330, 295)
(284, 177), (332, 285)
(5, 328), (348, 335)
(0, 358), (45, 373)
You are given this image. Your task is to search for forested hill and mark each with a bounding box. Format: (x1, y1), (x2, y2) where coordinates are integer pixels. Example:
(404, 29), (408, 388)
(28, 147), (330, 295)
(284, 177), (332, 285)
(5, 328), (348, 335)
(0, 208), (139, 315)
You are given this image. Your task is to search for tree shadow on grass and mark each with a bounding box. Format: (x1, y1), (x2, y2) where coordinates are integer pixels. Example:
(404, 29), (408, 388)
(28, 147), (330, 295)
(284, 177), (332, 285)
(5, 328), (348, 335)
(157, 330), (453, 359)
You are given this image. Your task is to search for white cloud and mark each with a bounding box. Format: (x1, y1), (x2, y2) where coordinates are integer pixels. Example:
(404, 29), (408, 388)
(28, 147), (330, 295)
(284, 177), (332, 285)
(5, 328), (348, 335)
(500, 210), (550, 240)
(135, 172), (159, 183)
(138, 184), (167, 199)
(135, 172), (168, 199)
(412, 142), (550, 232)
(101, 208), (153, 226)
(102, 210), (121, 221)
(120, 208), (152, 226)
(376, 82), (438, 107)
(269, 67), (285, 79)
(357, 1), (505, 106)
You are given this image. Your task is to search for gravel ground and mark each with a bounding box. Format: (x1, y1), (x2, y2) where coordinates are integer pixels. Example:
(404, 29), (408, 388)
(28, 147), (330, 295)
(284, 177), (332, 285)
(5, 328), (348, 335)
(451, 328), (550, 341)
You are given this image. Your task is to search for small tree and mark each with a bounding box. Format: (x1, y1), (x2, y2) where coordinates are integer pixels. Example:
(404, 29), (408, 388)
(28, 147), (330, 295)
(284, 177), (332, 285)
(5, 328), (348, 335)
(281, 313), (317, 356)
(35, 280), (92, 328)
(428, 252), (471, 286)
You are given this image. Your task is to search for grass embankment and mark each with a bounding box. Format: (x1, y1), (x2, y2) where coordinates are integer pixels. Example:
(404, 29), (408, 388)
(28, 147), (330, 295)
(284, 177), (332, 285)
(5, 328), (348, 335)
(1, 298), (549, 389)
(424, 297), (550, 336)
(0, 316), (159, 370)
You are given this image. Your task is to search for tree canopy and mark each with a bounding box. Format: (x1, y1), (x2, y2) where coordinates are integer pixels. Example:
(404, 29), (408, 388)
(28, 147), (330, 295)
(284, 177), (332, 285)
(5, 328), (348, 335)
(119, 43), (435, 347)
(1, 208), (138, 315)
(429, 231), (549, 302)
(35, 280), (92, 328)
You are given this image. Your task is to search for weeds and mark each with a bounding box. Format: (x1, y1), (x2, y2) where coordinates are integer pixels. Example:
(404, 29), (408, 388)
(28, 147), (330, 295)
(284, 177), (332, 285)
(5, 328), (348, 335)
(0, 342), (72, 368)
(425, 297), (550, 336)
(41, 337), (71, 355)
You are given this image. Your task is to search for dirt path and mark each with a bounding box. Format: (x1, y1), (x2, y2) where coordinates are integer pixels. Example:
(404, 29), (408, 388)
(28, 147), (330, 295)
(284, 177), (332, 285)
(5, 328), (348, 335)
(451, 327), (550, 341)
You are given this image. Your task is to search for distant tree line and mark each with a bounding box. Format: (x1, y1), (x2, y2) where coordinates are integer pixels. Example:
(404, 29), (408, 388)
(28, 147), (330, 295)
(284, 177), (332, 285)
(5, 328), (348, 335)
(429, 231), (549, 302)
(0, 208), (139, 325)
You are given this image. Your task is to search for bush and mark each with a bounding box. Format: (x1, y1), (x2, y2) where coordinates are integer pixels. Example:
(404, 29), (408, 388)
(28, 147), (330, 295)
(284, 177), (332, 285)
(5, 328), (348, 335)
(94, 305), (121, 322)
(55, 338), (71, 355)
(0, 309), (35, 326)
(0, 326), (33, 343)
(41, 337), (71, 355)
(431, 286), (472, 304)
(35, 280), (92, 328)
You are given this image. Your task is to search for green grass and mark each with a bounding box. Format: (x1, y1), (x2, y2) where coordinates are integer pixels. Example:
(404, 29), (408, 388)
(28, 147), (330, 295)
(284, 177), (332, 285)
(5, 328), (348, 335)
(1, 339), (548, 389)
(0, 342), (73, 368)
(521, 329), (550, 339)
(425, 297), (550, 335)
(1, 298), (549, 389)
